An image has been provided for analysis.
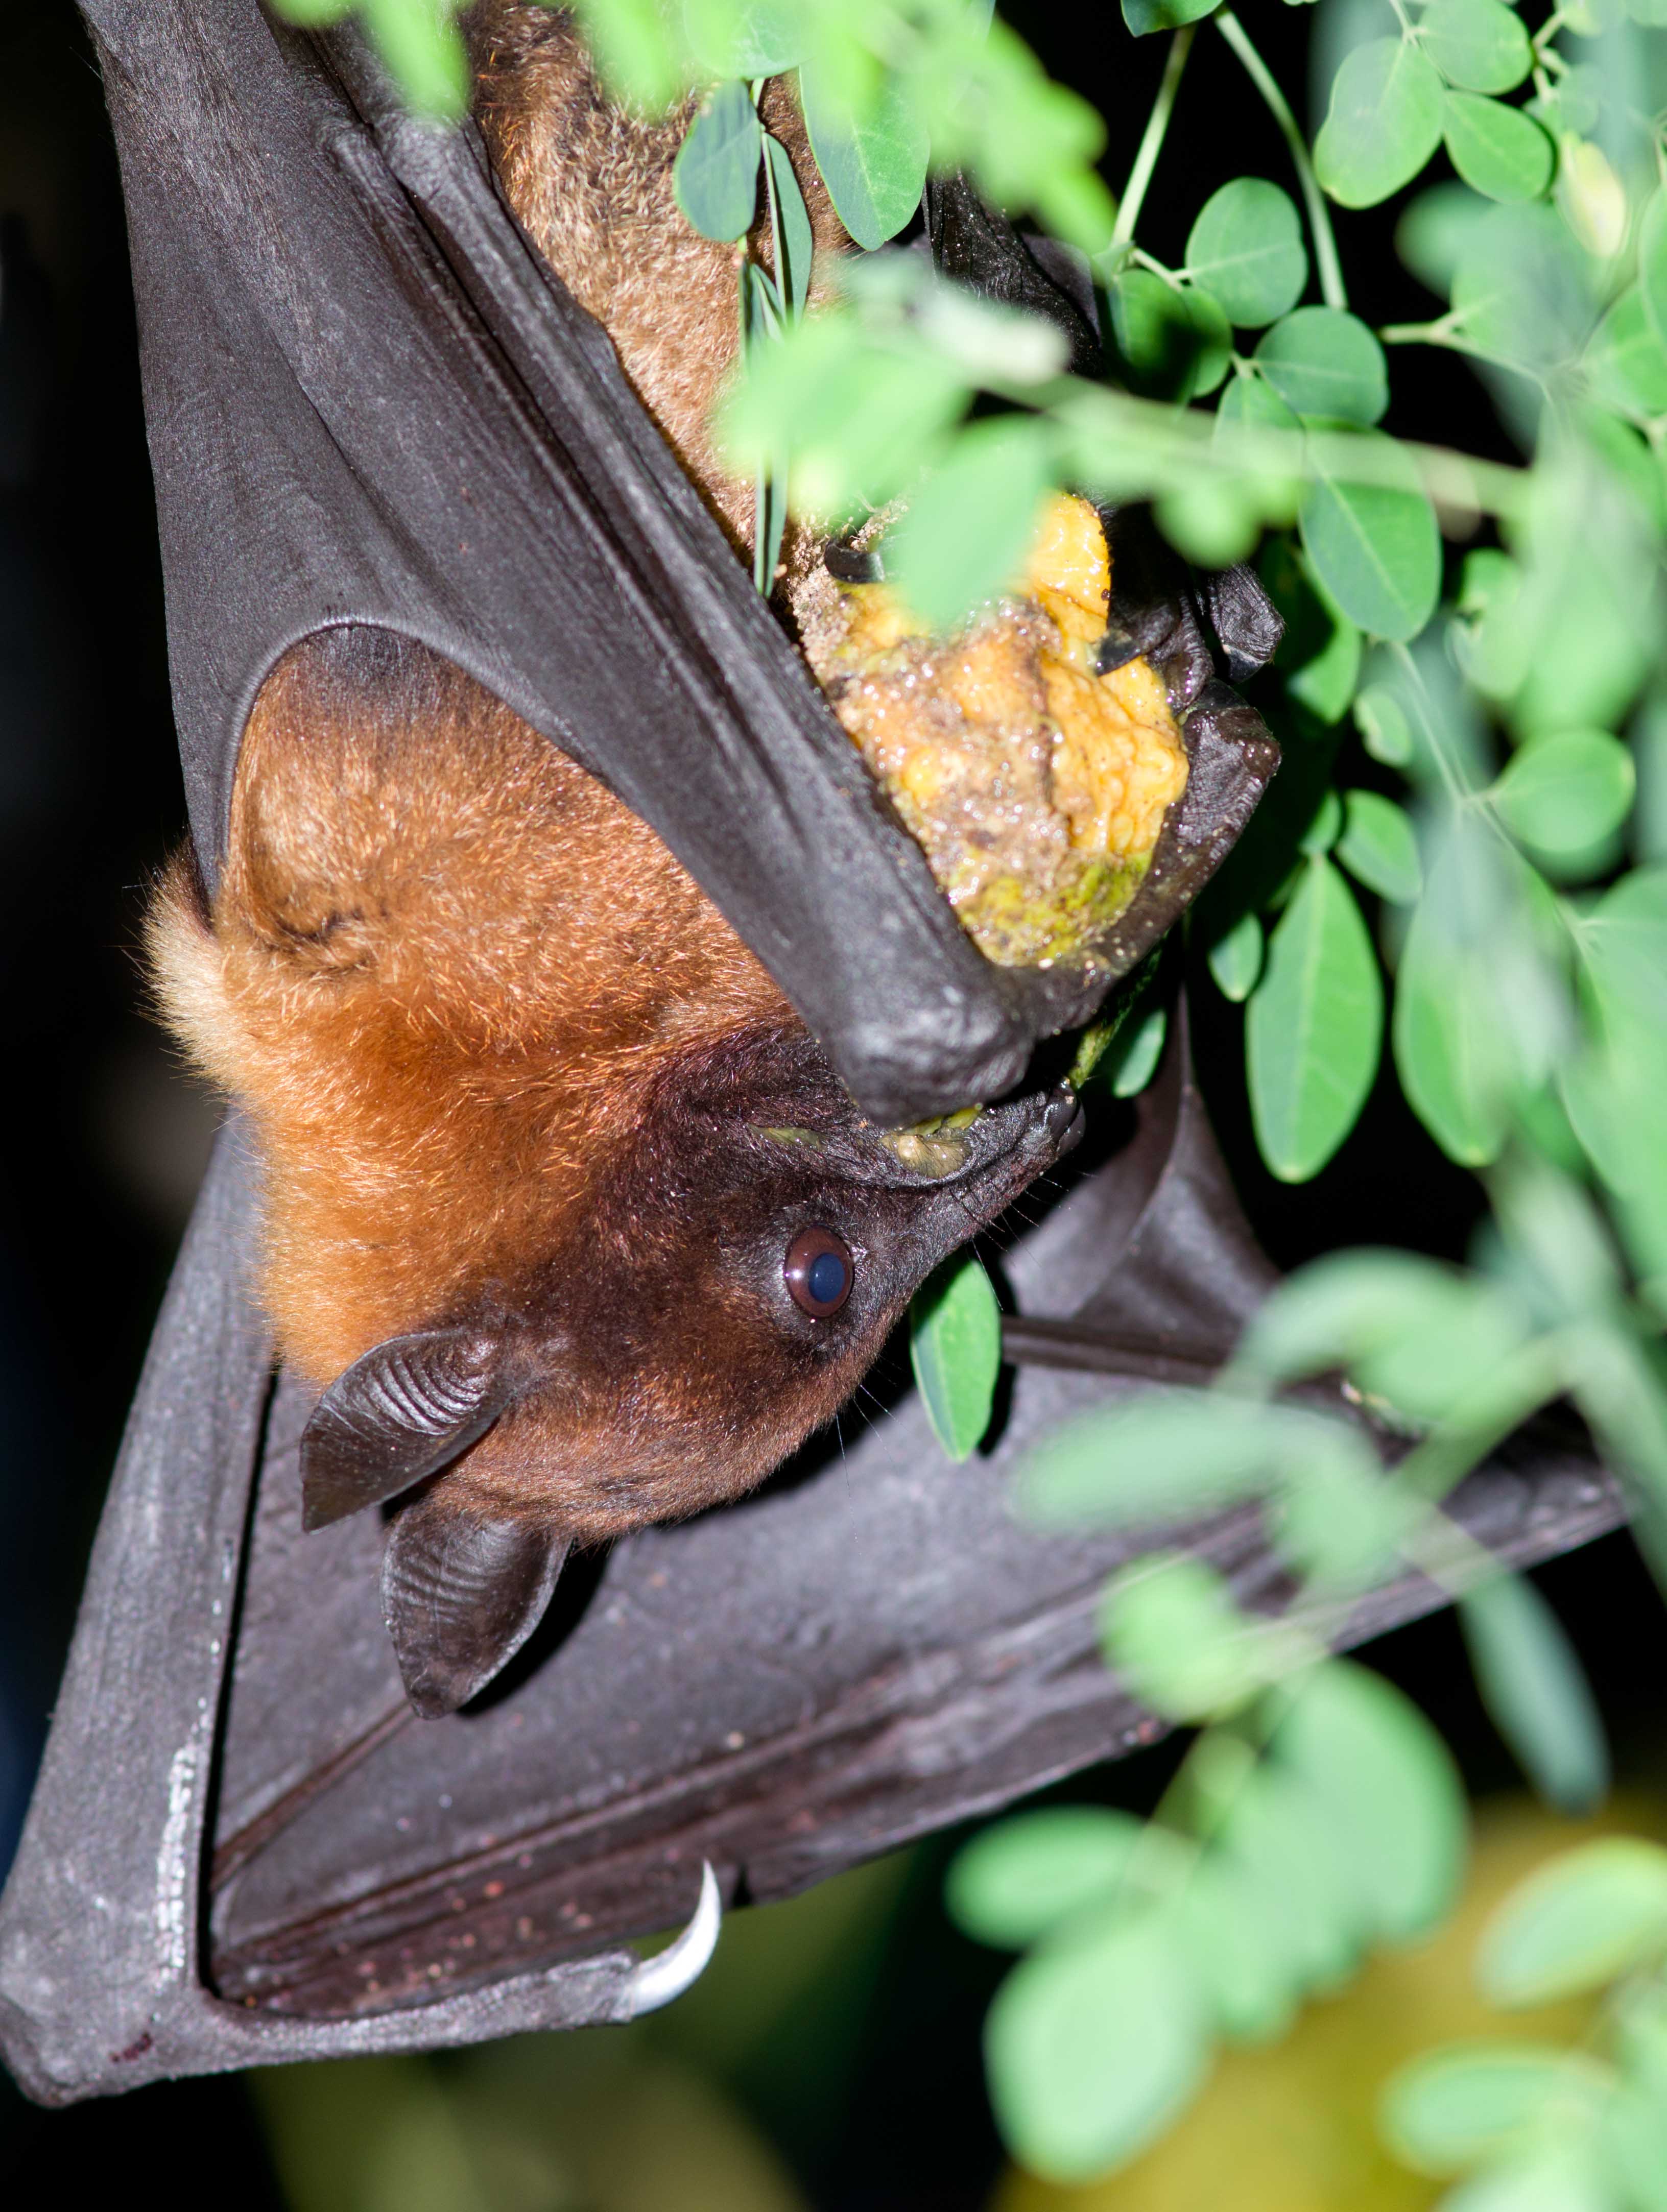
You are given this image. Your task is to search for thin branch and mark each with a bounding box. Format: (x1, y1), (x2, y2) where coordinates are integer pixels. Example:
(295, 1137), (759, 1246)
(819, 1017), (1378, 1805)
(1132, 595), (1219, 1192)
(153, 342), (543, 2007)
(1214, 6), (1348, 314)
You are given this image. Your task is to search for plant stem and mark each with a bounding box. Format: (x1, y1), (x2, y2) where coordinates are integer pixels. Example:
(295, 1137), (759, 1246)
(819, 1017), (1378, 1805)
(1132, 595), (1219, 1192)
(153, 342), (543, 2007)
(1110, 23), (1195, 253)
(1214, 6), (1348, 314)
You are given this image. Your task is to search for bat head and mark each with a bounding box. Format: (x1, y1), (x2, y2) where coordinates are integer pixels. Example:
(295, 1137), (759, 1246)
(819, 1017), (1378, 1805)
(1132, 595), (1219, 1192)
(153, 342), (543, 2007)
(300, 1020), (1082, 1715)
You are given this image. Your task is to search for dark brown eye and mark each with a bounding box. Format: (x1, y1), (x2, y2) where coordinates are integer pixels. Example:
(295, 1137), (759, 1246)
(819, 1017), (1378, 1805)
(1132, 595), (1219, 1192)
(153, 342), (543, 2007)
(784, 1227), (853, 1317)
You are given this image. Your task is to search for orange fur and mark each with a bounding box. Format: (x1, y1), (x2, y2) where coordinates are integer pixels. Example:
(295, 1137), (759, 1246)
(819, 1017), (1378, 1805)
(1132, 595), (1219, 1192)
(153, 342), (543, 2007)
(149, 628), (787, 1388)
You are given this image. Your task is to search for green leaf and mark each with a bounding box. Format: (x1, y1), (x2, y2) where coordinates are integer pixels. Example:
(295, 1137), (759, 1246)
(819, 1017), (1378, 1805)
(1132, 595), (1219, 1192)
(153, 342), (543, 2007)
(1460, 1576), (1610, 1813)
(1338, 790), (1422, 903)
(1397, 181), (1497, 296)
(1232, 1246), (1505, 1394)
(1255, 308), (1389, 426)
(1273, 1664), (1467, 1941)
(1585, 287), (1667, 419)
(1493, 731), (1636, 859)
(1288, 611), (1363, 725)
(888, 416), (1056, 630)
(1016, 1391), (1365, 1529)
(569, 0), (686, 110)
(683, 0), (804, 75)
(1315, 38), (1446, 209)
(1443, 92), (1556, 203)
(1436, 2146), (1617, 2212)
(1216, 369), (1303, 434)
(1174, 1856), (1303, 2045)
(1299, 787), (1344, 856)
(1479, 1839), (1667, 2005)
(1640, 191), (1667, 360)
(673, 80), (763, 243)
(1102, 1554), (1305, 1721)
(1300, 436), (1441, 642)
(1382, 2045), (1612, 2177)
(1208, 909), (1265, 1001)
(1393, 900), (1511, 1165)
(1104, 999), (1168, 1096)
(1247, 856), (1384, 1181)
(1272, 1448), (1419, 1592)
(799, 61), (929, 251)
(1356, 684), (1416, 766)
(1420, 0), (1534, 93)
(1184, 179), (1308, 328)
(1451, 203), (1600, 371)
(1214, 1762), (1365, 1991)
(1110, 269), (1231, 401)
(763, 135), (814, 318)
(1121, 0), (1220, 29)
(984, 1906), (1210, 2183)
(946, 1810), (1155, 1950)
(910, 1252), (1002, 1462)
(1154, 478), (1264, 570)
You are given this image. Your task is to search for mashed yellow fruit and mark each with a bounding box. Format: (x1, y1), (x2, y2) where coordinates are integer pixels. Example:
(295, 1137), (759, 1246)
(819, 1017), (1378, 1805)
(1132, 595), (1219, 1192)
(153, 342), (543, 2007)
(803, 495), (1189, 969)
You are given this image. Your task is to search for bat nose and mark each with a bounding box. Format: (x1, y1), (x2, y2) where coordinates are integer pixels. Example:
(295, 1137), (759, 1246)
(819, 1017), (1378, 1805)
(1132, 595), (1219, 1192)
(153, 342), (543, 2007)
(1043, 1085), (1085, 1152)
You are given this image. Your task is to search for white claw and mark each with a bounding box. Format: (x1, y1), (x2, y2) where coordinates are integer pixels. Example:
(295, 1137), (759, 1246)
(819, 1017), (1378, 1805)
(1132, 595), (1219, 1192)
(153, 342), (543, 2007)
(622, 1861), (723, 2015)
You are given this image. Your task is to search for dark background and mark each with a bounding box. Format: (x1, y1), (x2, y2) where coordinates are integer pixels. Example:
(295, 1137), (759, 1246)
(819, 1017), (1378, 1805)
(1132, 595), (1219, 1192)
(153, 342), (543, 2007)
(1, 3), (1660, 2205)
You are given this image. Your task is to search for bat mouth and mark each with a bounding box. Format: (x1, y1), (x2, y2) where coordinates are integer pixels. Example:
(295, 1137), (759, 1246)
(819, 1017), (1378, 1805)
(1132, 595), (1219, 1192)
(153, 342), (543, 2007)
(866, 1081), (1083, 1192)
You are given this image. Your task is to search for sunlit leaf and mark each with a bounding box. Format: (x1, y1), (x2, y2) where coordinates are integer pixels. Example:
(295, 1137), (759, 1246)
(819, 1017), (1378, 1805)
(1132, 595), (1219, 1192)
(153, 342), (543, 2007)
(910, 1252), (1002, 1462)
(799, 60), (930, 250)
(1174, 1855), (1302, 2044)
(984, 1906), (1210, 2183)
(1272, 1663), (1467, 1941)
(1460, 1576), (1610, 1813)
(1255, 307), (1389, 425)
(1420, 0), (1533, 94)
(1443, 93), (1556, 203)
(1185, 179), (1308, 328)
(1357, 684), (1416, 766)
(1493, 731), (1636, 859)
(1247, 856), (1384, 1181)
(1339, 790), (1422, 903)
(1558, 135), (1629, 261)
(1315, 38), (1446, 209)
(1382, 2045), (1612, 2177)
(946, 1810), (1158, 1950)
(1479, 1839), (1667, 2006)
(1213, 1760), (1365, 1991)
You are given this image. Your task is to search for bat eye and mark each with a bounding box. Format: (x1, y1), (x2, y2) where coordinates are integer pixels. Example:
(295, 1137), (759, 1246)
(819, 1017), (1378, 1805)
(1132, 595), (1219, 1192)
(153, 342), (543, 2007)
(784, 1227), (853, 1317)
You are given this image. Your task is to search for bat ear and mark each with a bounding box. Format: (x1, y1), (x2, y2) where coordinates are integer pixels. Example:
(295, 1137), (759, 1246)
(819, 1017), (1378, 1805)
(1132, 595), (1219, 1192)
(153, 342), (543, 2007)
(300, 1327), (514, 1532)
(380, 1486), (572, 1718)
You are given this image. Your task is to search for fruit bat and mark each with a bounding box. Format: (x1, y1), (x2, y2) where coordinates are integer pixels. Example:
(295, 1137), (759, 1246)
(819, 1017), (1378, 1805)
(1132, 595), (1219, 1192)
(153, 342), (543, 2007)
(135, 2), (1281, 1721)
(0, 0), (1623, 2106)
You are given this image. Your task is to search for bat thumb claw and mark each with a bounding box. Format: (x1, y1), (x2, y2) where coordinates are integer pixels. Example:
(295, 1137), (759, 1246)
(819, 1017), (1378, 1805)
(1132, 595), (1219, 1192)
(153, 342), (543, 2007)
(621, 1860), (723, 2015)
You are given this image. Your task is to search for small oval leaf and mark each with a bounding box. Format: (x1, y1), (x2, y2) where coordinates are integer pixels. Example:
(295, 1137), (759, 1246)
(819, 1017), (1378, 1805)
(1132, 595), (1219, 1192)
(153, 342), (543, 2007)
(1208, 908), (1265, 1002)
(799, 62), (929, 251)
(1338, 789), (1423, 903)
(1443, 92), (1556, 204)
(1184, 178), (1308, 328)
(1315, 38), (1446, 210)
(1256, 308), (1389, 426)
(1460, 1576), (1610, 1813)
(1247, 856), (1384, 1182)
(1420, 0), (1534, 94)
(910, 1252), (1002, 1463)
(985, 1906), (1210, 2183)
(1382, 2044), (1611, 2178)
(673, 79), (763, 243)
(1111, 269), (1232, 400)
(1300, 437), (1441, 642)
(946, 1809), (1151, 1950)
(1493, 730), (1636, 859)
(1479, 1838), (1667, 2006)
